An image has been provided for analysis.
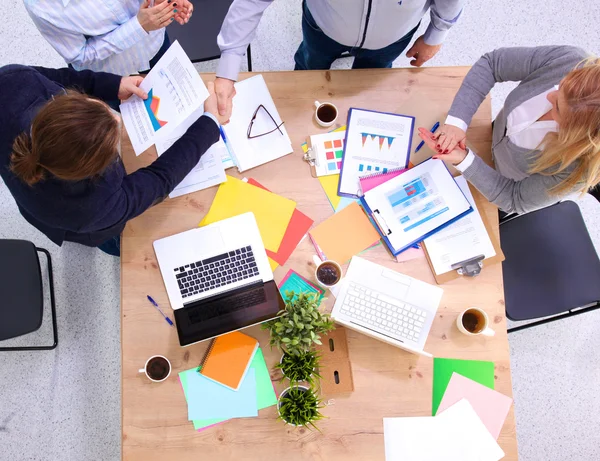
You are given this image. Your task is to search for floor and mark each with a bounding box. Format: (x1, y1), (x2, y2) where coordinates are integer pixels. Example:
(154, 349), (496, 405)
(1, 0), (600, 460)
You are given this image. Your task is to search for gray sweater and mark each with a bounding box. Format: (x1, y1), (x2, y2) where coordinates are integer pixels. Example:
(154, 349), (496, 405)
(448, 46), (589, 214)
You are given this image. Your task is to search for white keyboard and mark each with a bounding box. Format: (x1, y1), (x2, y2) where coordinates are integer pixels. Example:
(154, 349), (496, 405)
(339, 282), (428, 342)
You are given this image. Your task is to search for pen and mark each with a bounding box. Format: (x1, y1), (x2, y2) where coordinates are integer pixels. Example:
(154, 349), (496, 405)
(147, 295), (174, 326)
(414, 121), (440, 153)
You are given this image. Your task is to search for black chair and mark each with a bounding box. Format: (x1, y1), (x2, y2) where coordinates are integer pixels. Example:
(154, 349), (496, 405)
(0, 239), (58, 350)
(167, 0), (252, 71)
(500, 201), (600, 333)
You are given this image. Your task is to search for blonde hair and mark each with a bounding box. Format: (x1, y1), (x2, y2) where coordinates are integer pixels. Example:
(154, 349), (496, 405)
(530, 56), (600, 195)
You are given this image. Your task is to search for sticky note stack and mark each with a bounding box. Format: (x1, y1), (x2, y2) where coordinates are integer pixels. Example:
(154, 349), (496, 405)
(179, 348), (278, 432)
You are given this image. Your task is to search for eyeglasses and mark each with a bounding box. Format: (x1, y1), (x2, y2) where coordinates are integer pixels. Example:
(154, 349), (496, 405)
(247, 104), (285, 139)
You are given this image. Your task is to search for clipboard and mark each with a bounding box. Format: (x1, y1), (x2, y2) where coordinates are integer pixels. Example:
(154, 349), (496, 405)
(303, 135), (319, 178)
(422, 184), (505, 284)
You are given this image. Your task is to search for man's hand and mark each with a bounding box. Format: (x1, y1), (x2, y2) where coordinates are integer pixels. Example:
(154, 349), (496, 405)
(214, 77), (236, 124)
(118, 76), (147, 101)
(137, 0), (177, 32)
(405, 36), (442, 67)
(204, 81), (231, 125)
(418, 127), (468, 165)
(155, 0), (193, 25)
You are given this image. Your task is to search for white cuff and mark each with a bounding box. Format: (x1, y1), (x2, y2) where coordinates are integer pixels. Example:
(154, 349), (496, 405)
(423, 24), (449, 46)
(454, 148), (475, 172)
(444, 115), (468, 133)
(216, 52), (242, 82)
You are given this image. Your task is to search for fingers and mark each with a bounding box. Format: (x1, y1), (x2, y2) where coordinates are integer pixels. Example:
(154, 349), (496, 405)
(152, 0), (174, 13)
(207, 80), (215, 94)
(417, 127), (439, 151)
(217, 92), (228, 116)
(458, 140), (467, 150)
(129, 83), (148, 100)
(405, 43), (417, 59)
(157, 2), (177, 21)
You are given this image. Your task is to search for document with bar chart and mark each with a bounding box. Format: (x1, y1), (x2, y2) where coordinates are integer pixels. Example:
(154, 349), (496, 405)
(338, 108), (414, 197)
(360, 159), (473, 255)
(121, 41), (209, 156)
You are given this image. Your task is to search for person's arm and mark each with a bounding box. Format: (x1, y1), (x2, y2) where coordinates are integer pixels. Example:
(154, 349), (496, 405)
(456, 148), (572, 214)
(25, 2), (176, 72)
(216, 0), (274, 81)
(112, 115), (220, 222)
(31, 66), (121, 102)
(423, 0), (465, 45)
(447, 46), (586, 127)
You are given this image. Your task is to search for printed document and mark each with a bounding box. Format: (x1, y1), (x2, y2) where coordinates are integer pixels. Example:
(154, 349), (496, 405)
(422, 176), (496, 275)
(120, 41), (209, 156)
(339, 108), (414, 197)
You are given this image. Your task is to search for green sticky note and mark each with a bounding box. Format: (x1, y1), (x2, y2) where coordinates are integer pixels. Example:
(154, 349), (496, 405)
(179, 348), (277, 431)
(432, 357), (495, 415)
(278, 269), (325, 302)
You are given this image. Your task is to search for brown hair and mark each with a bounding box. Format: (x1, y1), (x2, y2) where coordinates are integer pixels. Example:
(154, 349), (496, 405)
(11, 90), (120, 185)
(530, 57), (600, 194)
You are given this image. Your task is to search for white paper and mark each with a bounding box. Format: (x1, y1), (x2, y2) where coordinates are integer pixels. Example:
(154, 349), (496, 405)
(422, 176), (496, 275)
(339, 109), (413, 197)
(310, 131), (347, 177)
(222, 75), (292, 172)
(168, 143), (227, 198)
(383, 400), (504, 461)
(362, 159), (472, 253)
(120, 41), (209, 156)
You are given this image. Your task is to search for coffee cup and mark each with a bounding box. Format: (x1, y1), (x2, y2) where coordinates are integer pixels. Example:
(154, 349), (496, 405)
(312, 255), (342, 289)
(139, 355), (172, 382)
(456, 307), (495, 337)
(314, 101), (338, 127)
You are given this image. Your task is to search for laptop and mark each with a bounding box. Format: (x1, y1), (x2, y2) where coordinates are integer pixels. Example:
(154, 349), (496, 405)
(331, 256), (443, 357)
(153, 212), (284, 347)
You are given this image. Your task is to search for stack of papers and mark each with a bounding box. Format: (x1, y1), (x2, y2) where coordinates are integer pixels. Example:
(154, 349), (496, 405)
(179, 348), (277, 431)
(278, 269), (325, 302)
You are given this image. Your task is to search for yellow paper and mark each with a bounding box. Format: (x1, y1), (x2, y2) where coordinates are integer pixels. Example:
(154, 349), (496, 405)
(318, 174), (342, 210)
(268, 258), (279, 271)
(309, 201), (381, 263)
(199, 176), (296, 253)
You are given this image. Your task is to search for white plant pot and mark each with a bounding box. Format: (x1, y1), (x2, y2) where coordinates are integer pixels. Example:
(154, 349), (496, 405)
(279, 353), (316, 383)
(277, 385), (310, 426)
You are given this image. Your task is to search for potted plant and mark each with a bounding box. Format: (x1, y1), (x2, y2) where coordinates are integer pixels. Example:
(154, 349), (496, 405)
(276, 350), (321, 385)
(277, 385), (324, 430)
(263, 291), (335, 356)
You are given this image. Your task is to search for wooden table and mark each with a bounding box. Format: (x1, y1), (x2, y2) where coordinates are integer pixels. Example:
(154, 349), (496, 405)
(121, 68), (518, 460)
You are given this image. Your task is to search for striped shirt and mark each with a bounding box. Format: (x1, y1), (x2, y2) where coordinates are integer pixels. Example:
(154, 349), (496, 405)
(24, 0), (165, 76)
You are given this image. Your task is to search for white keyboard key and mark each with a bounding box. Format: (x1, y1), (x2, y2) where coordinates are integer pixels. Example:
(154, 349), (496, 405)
(409, 319), (414, 324)
(378, 293), (403, 308)
(419, 316), (426, 323)
(348, 289), (360, 298)
(414, 321), (423, 327)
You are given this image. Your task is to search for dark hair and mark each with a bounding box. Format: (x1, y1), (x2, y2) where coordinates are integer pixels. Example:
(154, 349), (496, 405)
(11, 90), (120, 185)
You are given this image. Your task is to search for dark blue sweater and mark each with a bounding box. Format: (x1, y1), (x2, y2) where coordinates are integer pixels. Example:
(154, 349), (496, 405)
(0, 65), (219, 247)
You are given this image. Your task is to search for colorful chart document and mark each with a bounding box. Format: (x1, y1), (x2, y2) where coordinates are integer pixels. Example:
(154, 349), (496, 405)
(361, 159), (472, 255)
(339, 108), (414, 197)
(120, 41), (209, 156)
(309, 131), (347, 177)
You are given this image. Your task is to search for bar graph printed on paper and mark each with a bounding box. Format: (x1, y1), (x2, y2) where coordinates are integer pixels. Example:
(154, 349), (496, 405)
(386, 173), (449, 232)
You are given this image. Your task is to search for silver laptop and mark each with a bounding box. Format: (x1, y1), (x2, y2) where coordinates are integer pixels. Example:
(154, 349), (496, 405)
(331, 256), (443, 357)
(154, 212), (284, 347)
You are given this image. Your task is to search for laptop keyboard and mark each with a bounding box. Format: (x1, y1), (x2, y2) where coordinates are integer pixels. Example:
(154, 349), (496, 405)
(339, 282), (428, 342)
(173, 246), (259, 299)
(187, 285), (267, 324)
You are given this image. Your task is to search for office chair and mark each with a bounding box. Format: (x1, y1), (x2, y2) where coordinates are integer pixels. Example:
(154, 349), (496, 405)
(167, 0), (253, 71)
(500, 201), (600, 333)
(0, 239), (58, 350)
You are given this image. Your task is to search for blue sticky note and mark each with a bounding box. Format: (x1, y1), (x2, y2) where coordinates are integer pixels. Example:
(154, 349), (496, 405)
(278, 269), (324, 302)
(184, 368), (258, 420)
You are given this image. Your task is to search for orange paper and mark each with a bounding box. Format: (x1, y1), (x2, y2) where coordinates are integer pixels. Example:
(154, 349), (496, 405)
(309, 202), (381, 263)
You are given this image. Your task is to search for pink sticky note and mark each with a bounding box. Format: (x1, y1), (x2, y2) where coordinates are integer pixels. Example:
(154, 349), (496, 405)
(436, 372), (513, 440)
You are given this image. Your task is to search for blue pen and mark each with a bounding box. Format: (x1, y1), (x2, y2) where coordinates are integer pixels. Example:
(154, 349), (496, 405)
(147, 295), (174, 326)
(414, 121), (440, 153)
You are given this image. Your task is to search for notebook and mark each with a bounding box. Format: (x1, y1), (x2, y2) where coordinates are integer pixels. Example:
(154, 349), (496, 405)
(199, 331), (259, 391)
(360, 159), (473, 255)
(358, 167), (408, 195)
(338, 108), (414, 198)
(308, 201), (381, 263)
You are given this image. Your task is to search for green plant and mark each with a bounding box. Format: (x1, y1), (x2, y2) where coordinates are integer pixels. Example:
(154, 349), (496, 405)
(263, 291), (335, 356)
(278, 386), (324, 430)
(276, 351), (321, 385)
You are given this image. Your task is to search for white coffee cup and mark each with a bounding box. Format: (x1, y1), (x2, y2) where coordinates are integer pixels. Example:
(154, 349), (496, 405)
(314, 100), (338, 127)
(312, 255), (343, 289)
(139, 355), (172, 382)
(456, 307), (495, 337)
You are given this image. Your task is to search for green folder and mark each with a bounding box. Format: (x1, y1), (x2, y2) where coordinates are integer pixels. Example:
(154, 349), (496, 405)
(179, 347), (278, 431)
(432, 357), (495, 415)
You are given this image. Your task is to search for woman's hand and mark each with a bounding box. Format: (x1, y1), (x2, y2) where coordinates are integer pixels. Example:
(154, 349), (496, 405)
(418, 127), (468, 165)
(137, 0), (177, 32)
(118, 76), (147, 101)
(204, 81), (230, 125)
(435, 124), (466, 155)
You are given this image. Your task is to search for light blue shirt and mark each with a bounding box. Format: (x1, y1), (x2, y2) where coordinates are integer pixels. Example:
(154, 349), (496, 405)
(24, 0), (165, 76)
